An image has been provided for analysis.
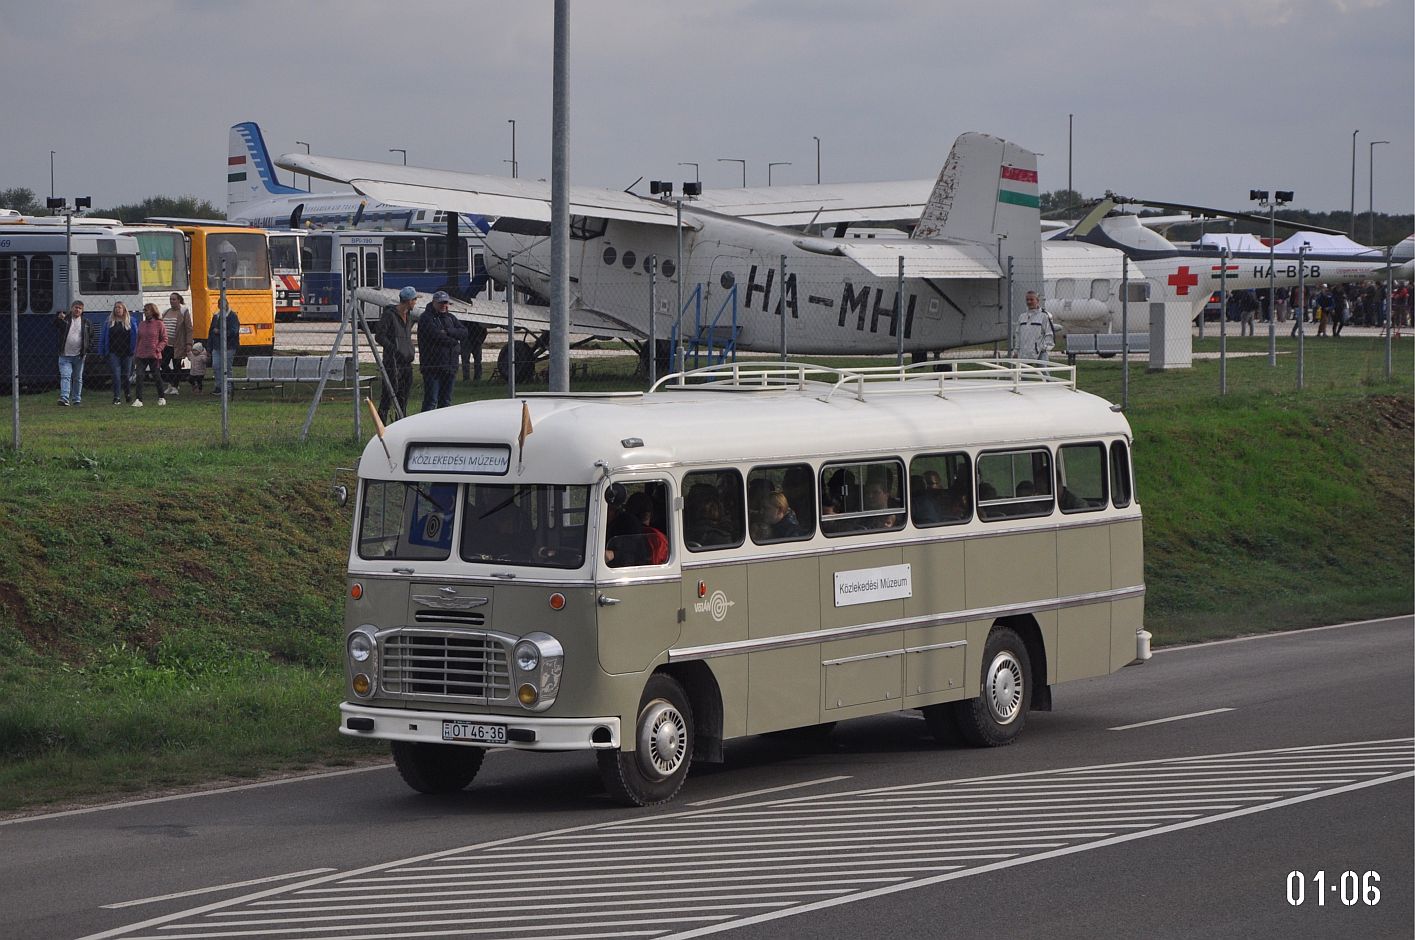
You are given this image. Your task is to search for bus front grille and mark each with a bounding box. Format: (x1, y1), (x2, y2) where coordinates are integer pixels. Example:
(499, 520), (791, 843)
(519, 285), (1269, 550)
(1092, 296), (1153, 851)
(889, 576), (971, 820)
(380, 630), (513, 703)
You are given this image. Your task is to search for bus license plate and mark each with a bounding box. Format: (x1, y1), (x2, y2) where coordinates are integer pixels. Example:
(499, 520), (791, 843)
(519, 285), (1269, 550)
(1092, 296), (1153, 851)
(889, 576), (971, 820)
(442, 720), (507, 744)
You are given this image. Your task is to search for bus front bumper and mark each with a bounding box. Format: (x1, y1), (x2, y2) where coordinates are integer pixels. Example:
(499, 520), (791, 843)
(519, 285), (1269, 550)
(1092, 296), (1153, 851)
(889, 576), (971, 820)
(339, 702), (621, 751)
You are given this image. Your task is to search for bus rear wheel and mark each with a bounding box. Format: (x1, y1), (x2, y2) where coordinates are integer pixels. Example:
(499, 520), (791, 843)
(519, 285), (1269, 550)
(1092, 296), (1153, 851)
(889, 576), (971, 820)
(952, 625), (1031, 747)
(391, 741), (486, 794)
(598, 673), (694, 807)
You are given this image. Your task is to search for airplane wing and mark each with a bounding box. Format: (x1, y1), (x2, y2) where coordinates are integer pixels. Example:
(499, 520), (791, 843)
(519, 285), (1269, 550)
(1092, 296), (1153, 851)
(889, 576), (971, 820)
(280, 154), (680, 227)
(351, 287), (642, 339)
(692, 181), (932, 226)
(791, 236), (1002, 278)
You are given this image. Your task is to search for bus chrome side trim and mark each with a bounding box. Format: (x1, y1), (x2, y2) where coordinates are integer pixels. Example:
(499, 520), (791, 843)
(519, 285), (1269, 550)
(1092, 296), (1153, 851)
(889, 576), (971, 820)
(823, 640), (967, 668)
(668, 584), (1145, 662)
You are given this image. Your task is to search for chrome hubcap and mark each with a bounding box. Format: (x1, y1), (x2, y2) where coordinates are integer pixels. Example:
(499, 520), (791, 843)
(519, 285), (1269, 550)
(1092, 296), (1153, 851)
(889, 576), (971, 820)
(985, 651), (1024, 725)
(637, 700), (687, 780)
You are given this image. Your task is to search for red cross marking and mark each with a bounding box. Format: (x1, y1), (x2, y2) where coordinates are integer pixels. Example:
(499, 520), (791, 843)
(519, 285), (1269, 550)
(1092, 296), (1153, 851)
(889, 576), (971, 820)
(1168, 265), (1199, 295)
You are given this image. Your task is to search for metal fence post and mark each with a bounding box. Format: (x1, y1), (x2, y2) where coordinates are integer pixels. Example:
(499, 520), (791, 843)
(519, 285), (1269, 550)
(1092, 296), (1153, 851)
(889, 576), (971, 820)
(1384, 245), (1394, 380)
(218, 261), (230, 447)
(1296, 245), (1307, 391)
(780, 254), (788, 362)
(675, 199), (685, 375)
(1120, 257), (1130, 411)
(1005, 256), (1015, 357)
(1219, 247), (1228, 396)
(648, 254), (658, 387)
(9, 268), (18, 452)
(506, 257), (517, 399)
(896, 256), (905, 366)
(350, 272), (361, 442)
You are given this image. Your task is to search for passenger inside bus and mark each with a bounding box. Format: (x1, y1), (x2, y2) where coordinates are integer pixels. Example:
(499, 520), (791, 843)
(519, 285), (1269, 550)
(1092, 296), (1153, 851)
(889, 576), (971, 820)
(684, 481), (738, 549)
(605, 491), (669, 567)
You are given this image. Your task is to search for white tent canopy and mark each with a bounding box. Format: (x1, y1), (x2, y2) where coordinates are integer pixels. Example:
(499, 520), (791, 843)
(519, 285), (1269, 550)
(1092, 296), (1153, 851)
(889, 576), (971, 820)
(1195, 233), (1269, 252)
(1272, 232), (1378, 255)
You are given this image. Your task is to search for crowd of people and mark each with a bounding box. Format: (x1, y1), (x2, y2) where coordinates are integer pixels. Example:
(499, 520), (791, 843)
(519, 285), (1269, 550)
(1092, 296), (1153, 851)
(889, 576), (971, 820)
(55, 292), (235, 407)
(1214, 281), (1411, 336)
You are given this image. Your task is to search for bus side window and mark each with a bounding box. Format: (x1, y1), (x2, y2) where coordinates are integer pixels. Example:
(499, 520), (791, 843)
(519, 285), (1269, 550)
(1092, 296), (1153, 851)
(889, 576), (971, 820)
(605, 481), (671, 568)
(1110, 440), (1134, 508)
(909, 452), (972, 526)
(977, 449), (1054, 521)
(682, 469), (744, 551)
(820, 458), (905, 535)
(747, 463), (815, 544)
(1057, 443), (1107, 513)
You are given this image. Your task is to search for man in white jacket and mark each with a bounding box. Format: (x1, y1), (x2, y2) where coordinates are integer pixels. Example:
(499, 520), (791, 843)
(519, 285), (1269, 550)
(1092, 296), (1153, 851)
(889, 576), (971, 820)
(1016, 290), (1055, 360)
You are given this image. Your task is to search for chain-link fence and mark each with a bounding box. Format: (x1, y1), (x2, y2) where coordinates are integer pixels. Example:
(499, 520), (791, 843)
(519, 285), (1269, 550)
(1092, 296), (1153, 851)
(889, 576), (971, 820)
(3, 241), (1409, 452)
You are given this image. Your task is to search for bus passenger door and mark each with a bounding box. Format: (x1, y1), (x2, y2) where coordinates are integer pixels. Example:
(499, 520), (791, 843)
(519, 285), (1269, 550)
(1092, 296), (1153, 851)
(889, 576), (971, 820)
(342, 244), (383, 310)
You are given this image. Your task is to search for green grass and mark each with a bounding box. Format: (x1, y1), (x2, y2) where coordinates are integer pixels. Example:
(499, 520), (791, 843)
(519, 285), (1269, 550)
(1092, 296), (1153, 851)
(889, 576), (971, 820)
(0, 336), (1409, 812)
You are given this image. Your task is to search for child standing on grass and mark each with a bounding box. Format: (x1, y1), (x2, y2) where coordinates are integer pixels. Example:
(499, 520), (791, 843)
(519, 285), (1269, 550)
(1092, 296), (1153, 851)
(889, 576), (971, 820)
(188, 342), (209, 393)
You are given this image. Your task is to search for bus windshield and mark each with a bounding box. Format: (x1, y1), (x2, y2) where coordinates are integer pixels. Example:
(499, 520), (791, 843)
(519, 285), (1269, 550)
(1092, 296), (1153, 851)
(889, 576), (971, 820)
(461, 483), (588, 568)
(269, 235), (301, 271)
(134, 231), (190, 291)
(205, 233), (270, 289)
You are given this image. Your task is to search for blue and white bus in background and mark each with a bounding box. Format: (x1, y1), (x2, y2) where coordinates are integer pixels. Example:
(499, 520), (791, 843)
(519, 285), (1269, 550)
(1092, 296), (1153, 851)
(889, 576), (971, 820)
(0, 223), (144, 386)
(300, 230), (492, 320)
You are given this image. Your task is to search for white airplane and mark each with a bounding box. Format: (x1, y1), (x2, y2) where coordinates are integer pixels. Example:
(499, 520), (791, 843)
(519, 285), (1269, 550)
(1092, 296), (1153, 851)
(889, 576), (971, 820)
(226, 122), (488, 234)
(281, 131), (1040, 356)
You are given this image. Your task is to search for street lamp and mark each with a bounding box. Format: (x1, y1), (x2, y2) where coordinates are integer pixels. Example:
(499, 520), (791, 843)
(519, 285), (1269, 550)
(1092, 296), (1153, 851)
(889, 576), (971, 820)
(812, 136), (821, 184)
(506, 119), (518, 179)
(49, 150), (55, 200)
(46, 195), (91, 310)
(1250, 188), (1292, 366)
(295, 140), (310, 191)
(1369, 140), (1388, 244)
(1349, 130), (1358, 236)
(389, 148), (406, 165)
(677, 162), (699, 184)
(717, 158), (746, 188)
(768, 162), (791, 186)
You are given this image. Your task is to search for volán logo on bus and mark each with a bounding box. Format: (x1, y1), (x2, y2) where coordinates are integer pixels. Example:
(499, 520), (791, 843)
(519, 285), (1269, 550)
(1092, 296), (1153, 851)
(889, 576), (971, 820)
(405, 444), (511, 474)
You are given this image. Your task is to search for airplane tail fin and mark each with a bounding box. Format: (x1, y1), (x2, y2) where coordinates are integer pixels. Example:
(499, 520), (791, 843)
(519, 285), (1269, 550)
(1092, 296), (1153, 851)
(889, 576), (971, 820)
(912, 132), (1043, 304)
(227, 122), (303, 215)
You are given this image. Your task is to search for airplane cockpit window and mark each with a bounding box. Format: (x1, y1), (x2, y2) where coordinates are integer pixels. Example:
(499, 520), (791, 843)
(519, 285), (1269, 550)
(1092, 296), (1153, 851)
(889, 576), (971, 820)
(492, 217), (552, 238)
(570, 215), (607, 240)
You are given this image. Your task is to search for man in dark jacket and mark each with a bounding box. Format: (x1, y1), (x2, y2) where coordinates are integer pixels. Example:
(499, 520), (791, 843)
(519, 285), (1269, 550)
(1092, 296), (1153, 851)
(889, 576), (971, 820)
(417, 290), (467, 411)
(55, 301), (91, 406)
(375, 286), (418, 421)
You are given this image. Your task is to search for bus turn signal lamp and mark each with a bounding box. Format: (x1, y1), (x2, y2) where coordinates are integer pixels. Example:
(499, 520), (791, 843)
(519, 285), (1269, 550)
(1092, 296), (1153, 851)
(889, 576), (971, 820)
(350, 582), (363, 600)
(518, 684), (539, 707)
(549, 592), (566, 611)
(352, 673), (372, 696)
(697, 580), (707, 598)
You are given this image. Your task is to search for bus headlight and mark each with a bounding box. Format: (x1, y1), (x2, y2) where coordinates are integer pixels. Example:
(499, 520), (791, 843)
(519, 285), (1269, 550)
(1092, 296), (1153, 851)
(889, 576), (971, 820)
(347, 626), (379, 698)
(512, 632), (563, 712)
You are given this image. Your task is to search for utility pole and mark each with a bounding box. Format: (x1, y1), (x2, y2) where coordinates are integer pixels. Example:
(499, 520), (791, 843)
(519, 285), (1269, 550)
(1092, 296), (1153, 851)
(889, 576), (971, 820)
(812, 136), (821, 184)
(717, 158), (746, 188)
(388, 148), (406, 165)
(506, 119), (518, 179)
(548, 1), (569, 391)
(1369, 140), (1388, 245)
(296, 140), (310, 191)
(1349, 129), (1358, 236)
(49, 150), (55, 200)
(677, 162), (699, 183)
(768, 162), (791, 186)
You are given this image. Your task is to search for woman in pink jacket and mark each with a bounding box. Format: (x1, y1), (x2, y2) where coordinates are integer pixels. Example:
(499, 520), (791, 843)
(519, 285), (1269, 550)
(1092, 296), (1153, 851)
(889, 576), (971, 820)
(133, 303), (169, 407)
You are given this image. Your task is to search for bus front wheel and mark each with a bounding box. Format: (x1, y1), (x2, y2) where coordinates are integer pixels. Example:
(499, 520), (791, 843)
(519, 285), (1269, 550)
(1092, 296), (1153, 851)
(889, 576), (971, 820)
(598, 673), (695, 807)
(952, 626), (1031, 747)
(391, 740), (486, 794)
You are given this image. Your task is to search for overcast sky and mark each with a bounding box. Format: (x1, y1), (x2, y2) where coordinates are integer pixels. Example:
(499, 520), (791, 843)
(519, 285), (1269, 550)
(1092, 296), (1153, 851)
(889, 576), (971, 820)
(2, 0), (1411, 225)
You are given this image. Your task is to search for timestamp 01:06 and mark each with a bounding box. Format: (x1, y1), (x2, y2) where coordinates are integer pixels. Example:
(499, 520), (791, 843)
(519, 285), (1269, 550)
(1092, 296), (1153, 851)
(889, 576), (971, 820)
(1286, 870), (1380, 906)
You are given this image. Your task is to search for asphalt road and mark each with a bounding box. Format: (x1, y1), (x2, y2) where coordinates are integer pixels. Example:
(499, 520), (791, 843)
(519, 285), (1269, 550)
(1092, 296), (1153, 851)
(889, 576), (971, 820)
(4, 616), (1410, 940)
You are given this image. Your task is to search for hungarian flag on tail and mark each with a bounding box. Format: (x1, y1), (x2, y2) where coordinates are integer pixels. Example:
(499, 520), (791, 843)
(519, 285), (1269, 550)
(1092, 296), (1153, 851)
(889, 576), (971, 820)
(998, 165), (1039, 209)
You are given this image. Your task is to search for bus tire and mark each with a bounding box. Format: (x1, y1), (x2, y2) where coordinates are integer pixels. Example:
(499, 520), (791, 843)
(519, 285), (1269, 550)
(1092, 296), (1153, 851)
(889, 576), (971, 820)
(952, 625), (1031, 747)
(598, 673), (694, 807)
(391, 740), (485, 794)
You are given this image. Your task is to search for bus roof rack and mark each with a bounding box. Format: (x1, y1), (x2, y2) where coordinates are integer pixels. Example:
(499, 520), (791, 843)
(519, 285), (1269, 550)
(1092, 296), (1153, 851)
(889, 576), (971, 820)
(650, 359), (1076, 401)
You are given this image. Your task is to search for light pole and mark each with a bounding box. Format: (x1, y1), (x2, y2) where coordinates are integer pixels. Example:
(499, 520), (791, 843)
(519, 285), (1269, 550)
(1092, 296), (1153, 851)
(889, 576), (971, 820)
(1368, 140), (1388, 244)
(1251, 188), (1292, 366)
(717, 158), (746, 188)
(1349, 129), (1358, 236)
(677, 162), (699, 183)
(506, 119), (518, 179)
(812, 136), (821, 183)
(295, 140), (310, 191)
(768, 162), (791, 186)
(49, 150), (55, 200)
(389, 148), (406, 165)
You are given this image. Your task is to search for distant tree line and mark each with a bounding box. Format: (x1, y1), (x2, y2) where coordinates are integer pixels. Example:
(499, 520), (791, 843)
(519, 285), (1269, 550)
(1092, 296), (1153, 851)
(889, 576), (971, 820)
(0, 187), (224, 223)
(1040, 188), (1412, 247)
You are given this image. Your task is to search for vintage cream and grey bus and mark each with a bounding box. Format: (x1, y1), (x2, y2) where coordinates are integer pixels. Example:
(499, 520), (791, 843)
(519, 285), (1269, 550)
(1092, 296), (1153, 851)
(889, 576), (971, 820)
(340, 361), (1145, 806)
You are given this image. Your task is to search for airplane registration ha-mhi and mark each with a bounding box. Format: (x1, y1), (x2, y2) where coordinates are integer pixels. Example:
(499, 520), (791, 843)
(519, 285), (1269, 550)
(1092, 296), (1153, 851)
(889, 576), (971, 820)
(280, 132), (1043, 355)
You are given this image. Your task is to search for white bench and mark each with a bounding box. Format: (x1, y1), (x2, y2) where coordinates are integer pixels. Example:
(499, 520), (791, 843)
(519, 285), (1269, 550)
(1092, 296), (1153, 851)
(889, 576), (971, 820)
(1064, 333), (1150, 364)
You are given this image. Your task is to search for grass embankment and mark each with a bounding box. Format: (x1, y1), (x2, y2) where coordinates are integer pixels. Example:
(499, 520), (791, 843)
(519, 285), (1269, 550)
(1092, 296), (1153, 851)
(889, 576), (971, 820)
(0, 336), (1409, 812)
